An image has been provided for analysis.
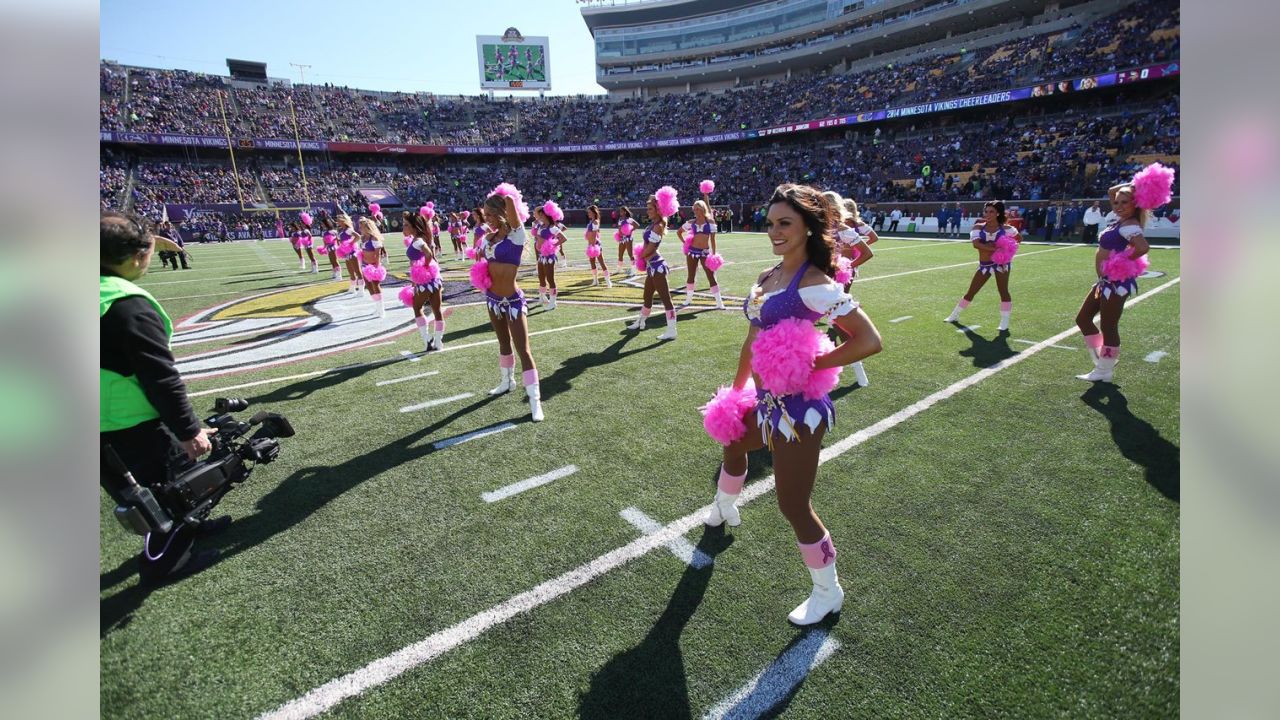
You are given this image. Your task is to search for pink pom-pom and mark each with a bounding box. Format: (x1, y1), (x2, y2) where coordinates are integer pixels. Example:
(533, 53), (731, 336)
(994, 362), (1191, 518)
(991, 234), (1019, 265)
(398, 286), (416, 307)
(1101, 249), (1150, 282)
(425, 201), (435, 209)
(419, 205), (432, 218)
(705, 253), (725, 271)
(800, 335), (842, 400)
(611, 210), (619, 220)
(469, 258), (493, 291)
(404, 235), (414, 248)
(654, 185), (679, 218)
(361, 264), (387, 282)
(299, 235), (313, 248)
(700, 380), (758, 446)
(699, 179), (715, 194)
(682, 236), (694, 255)
(299, 212), (312, 226)
(368, 203), (381, 216)
(621, 223), (634, 237)
(410, 260), (439, 285)
(1132, 162), (1175, 210)
(613, 230), (622, 243)
(750, 318), (824, 396)
(542, 200), (564, 223)
(585, 244), (601, 258)
(634, 255), (647, 272)
(461, 210), (470, 219)
(316, 245), (329, 255)
(539, 239), (557, 256)
(834, 256), (853, 285)
(464, 246), (477, 260)
(488, 183), (530, 223)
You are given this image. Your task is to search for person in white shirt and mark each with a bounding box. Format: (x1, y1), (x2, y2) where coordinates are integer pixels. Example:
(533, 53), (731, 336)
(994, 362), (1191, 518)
(1083, 201), (1105, 244)
(888, 208), (902, 232)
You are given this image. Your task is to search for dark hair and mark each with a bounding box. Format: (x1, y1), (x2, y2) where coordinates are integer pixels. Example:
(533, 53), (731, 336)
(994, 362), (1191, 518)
(321, 215), (335, 231)
(587, 204), (599, 220)
(403, 211), (428, 237)
(101, 210), (154, 266)
(767, 183), (837, 277)
(618, 206), (631, 219)
(984, 200), (1006, 225)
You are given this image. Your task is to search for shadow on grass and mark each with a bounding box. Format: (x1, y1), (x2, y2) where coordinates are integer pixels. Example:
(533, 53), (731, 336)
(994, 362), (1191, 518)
(101, 393), (510, 636)
(578, 528), (734, 720)
(538, 324), (678, 402)
(953, 322), (1017, 368)
(1080, 383), (1180, 502)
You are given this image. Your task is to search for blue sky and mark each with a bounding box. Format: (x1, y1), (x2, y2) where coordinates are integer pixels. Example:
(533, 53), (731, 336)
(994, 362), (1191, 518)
(100, 0), (607, 96)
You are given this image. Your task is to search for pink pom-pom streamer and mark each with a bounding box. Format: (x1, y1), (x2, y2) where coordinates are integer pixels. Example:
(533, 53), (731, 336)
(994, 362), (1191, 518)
(419, 205), (433, 218)
(368, 203), (381, 216)
(990, 234), (1019, 265)
(410, 260), (439, 286)
(613, 230), (622, 243)
(750, 318), (825, 396)
(398, 286), (416, 307)
(699, 179), (715, 194)
(834, 256), (853, 285)
(800, 335), (843, 401)
(469, 258), (493, 291)
(336, 240), (355, 259)
(299, 212), (312, 226)
(621, 223), (634, 237)
(464, 246), (478, 260)
(542, 200), (564, 223)
(361, 264), (387, 282)
(700, 380), (758, 447)
(682, 236), (694, 255)
(585, 244), (601, 258)
(705, 253), (725, 272)
(1132, 162), (1175, 210)
(425, 201), (435, 209)
(634, 255), (647, 272)
(299, 235), (313, 248)
(316, 245), (329, 255)
(488, 183), (530, 223)
(461, 210), (470, 219)
(1102, 250), (1150, 282)
(539, 239), (557, 256)
(654, 185), (679, 218)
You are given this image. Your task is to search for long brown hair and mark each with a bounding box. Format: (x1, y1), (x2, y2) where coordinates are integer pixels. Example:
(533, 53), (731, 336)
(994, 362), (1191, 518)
(767, 183), (838, 277)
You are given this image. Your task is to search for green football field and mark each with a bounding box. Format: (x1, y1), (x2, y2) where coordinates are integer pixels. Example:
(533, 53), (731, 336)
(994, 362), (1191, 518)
(102, 232), (1180, 719)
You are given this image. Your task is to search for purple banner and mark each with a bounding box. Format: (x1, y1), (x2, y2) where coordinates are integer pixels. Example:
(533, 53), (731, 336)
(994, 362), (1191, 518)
(165, 201), (339, 223)
(102, 62), (1177, 156)
(357, 187), (401, 205)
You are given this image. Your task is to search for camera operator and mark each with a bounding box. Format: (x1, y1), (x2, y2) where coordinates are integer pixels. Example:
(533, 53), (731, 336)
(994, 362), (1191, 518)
(100, 210), (222, 583)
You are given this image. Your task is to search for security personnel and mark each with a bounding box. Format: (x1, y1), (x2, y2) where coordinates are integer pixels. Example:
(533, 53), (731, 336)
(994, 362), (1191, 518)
(100, 211), (220, 583)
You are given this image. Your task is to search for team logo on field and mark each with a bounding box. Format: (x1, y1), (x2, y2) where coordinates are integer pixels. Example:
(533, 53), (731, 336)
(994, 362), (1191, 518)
(172, 266), (724, 380)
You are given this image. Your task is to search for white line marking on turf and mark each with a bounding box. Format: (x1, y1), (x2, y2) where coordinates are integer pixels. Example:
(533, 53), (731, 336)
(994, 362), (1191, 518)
(957, 325), (980, 333)
(1013, 339), (1076, 351)
(431, 422), (517, 450)
(1145, 350), (1168, 363)
(400, 393), (474, 413)
(619, 507), (712, 569)
(889, 316), (913, 323)
(400, 350), (421, 363)
(482, 465), (579, 503)
(257, 277), (1180, 720)
(857, 245), (1077, 283)
(704, 631), (841, 720)
(376, 371), (440, 387)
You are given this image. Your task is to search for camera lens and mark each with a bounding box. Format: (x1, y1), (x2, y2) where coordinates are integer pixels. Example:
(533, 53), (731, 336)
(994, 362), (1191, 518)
(214, 397), (249, 412)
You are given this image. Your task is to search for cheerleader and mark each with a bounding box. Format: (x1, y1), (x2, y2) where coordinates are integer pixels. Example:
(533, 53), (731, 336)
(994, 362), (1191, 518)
(318, 215), (341, 280)
(478, 183), (544, 422)
(470, 206), (488, 253)
(358, 217), (387, 317)
(429, 212), (443, 255)
(447, 212), (466, 260)
(701, 183), (882, 625)
(584, 205), (612, 287)
(334, 212), (363, 296)
(402, 211), (447, 351)
(615, 206), (639, 277)
(289, 222), (318, 273)
(828, 193), (876, 387)
(533, 202), (568, 310)
(943, 200), (1021, 331)
(1074, 165), (1170, 382)
(625, 187), (679, 340)
(680, 194), (725, 309)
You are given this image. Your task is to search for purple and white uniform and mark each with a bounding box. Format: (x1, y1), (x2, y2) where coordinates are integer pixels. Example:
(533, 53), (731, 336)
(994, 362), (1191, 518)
(485, 224), (529, 320)
(640, 226), (669, 276)
(686, 221), (717, 259)
(1096, 221), (1144, 298)
(406, 237), (442, 293)
(322, 230), (337, 249)
(537, 225), (561, 265)
(617, 218), (637, 243)
(744, 262), (857, 443)
(970, 224), (1018, 275)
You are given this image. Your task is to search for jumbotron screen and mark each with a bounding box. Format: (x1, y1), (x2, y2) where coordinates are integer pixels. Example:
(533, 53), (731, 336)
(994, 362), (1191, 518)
(476, 34), (551, 90)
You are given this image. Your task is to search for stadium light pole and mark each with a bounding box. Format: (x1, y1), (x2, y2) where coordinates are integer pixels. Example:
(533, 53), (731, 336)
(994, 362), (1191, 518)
(290, 62), (312, 85)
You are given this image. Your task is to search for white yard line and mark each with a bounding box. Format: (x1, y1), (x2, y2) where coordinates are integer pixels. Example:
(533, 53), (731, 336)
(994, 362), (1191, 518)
(482, 465), (579, 503)
(431, 422), (517, 450)
(703, 630), (841, 720)
(619, 507), (712, 569)
(889, 316), (913, 323)
(1013, 338), (1076, 351)
(1145, 350), (1169, 363)
(257, 276), (1180, 720)
(375, 371), (440, 387)
(399, 393), (474, 414)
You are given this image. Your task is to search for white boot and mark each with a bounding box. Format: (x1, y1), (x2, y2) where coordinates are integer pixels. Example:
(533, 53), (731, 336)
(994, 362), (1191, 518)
(331, 268), (341, 280)
(788, 564), (845, 626)
(681, 285), (694, 307)
(605, 274), (613, 289)
(432, 325), (445, 351)
(489, 366), (514, 395)
(1077, 348), (1119, 382)
(591, 270), (599, 286)
(417, 321), (434, 352)
(547, 292), (557, 311)
(299, 257), (306, 269)
(374, 293), (385, 318)
(998, 312), (1011, 331)
(713, 286), (725, 310)
(852, 361), (869, 387)
(657, 313), (677, 340)
(626, 311), (648, 330)
(704, 490), (741, 527)
(311, 262), (319, 274)
(944, 302), (967, 322)
(526, 383), (545, 422)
